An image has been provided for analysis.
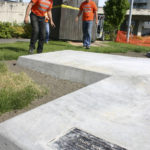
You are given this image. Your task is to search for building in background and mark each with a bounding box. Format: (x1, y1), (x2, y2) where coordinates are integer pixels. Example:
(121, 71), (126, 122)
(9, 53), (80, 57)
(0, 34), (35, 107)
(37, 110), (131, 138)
(97, 0), (150, 37)
(133, 0), (150, 9)
(0, 1), (27, 23)
(128, 0), (150, 36)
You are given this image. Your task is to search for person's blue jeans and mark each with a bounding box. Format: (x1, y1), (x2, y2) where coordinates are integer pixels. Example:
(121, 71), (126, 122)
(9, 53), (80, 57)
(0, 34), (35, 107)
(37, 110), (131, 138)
(82, 21), (93, 47)
(30, 12), (46, 53)
(45, 22), (50, 43)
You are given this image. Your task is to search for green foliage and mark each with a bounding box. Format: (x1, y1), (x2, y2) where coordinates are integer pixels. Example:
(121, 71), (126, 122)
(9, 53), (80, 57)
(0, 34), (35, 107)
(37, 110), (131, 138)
(104, 0), (129, 29)
(103, 0), (129, 40)
(11, 26), (25, 38)
(22, 24), (32, 38)
(104, 21), (115, 41)
(0, 86), (39, 113)
(0, 22), (32, 38)
(0, 22), (14, 38)
(0, 62), (7, 73)
(0, 65), (47, 114)
(104, 33), (111, 41)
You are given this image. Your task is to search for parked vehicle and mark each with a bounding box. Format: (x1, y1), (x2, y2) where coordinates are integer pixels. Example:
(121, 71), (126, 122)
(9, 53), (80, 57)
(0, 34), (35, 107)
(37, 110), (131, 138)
(97, 15), (105, 41)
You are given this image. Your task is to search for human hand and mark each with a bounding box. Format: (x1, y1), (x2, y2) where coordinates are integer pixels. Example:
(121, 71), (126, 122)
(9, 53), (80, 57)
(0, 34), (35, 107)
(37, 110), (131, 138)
(95, 19), (98, 25)
(24, 16), (29, 24)
(50, 20), (56, 28)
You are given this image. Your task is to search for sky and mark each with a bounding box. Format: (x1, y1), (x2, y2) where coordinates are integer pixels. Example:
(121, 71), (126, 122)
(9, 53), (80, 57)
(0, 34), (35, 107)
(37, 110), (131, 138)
(98, 0), (107, 7)
(23, 0), (107, 7)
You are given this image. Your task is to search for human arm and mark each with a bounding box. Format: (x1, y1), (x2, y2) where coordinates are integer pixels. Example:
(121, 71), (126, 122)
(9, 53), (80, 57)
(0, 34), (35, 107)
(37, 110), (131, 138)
(95, 11), (98, 25)
(75, 10), (82, 22)
(47, 9), (55, 28)
(93, 2), (98, 25)
(24, 1), (34, 24)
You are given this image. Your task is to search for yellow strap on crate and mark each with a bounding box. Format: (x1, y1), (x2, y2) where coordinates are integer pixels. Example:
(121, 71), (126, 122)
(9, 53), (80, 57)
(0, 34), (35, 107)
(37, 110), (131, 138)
(53, 4), (79, 10)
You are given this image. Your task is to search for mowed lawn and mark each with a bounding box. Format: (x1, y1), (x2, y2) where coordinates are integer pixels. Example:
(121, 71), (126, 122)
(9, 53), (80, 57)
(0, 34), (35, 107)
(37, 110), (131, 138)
(0, 40), (150, 60)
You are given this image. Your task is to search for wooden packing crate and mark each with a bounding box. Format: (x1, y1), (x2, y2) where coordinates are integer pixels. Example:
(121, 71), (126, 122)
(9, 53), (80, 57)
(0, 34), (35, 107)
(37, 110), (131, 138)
(50, 0), (98, 41)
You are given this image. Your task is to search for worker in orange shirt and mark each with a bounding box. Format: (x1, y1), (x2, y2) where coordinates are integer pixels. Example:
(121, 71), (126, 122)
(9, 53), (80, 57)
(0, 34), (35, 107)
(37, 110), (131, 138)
(76, 0), (98, 49)
(24, 0), (55, 54)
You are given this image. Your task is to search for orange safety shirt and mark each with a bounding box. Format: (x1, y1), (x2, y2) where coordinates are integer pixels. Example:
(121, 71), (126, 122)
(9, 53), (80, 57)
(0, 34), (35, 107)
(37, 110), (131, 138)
(80, 0), (97, 21)
(31, 0), (53, 17)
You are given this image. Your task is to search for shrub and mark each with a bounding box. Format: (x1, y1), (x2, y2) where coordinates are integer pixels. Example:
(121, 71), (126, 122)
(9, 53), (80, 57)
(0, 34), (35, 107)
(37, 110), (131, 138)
(22, 24), (32, 38)
(104, 22), (116, 41)
(103, 0), (129, 41)
(0, 22), (32, 38)
(11, 26), (25, 38)
(0, 22), (14, 38)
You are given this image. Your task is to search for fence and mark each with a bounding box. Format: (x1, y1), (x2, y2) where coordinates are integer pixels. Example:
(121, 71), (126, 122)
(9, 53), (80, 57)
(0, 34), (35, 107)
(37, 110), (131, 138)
(116, 30), (150, 47)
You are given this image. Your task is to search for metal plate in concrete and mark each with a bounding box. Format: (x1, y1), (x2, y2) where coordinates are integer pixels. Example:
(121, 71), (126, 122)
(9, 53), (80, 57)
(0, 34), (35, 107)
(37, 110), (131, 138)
(49, 128), (127, 150)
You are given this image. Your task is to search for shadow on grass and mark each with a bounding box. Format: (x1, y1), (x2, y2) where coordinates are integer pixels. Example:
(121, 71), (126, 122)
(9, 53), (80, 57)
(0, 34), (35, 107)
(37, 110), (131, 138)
(49, 43), (68, 47)
(0, 47), (27, 52)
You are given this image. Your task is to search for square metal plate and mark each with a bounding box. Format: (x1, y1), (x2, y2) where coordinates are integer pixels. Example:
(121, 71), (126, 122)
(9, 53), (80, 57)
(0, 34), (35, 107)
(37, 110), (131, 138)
(48, 128), (127, 150)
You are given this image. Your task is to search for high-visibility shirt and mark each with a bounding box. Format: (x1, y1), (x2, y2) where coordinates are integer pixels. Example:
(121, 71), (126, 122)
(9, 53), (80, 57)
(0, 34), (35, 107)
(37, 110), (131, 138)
(80, 0), (97, 21)
(31, 0), (53, 17)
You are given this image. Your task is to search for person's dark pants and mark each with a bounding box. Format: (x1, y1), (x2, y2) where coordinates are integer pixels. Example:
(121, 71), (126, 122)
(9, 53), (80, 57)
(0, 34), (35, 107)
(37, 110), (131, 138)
(30, 12), (46, 53)
(82, 21), (93, 47)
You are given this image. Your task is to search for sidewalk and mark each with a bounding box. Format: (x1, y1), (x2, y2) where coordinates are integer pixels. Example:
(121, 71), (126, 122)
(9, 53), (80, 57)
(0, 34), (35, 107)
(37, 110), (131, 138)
(0, 38), (30, 43)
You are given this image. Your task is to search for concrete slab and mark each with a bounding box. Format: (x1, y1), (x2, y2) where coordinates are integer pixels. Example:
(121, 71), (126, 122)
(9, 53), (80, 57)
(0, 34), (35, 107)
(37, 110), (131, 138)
(0, 50), (150, 150)
(17, 50), (150, 76)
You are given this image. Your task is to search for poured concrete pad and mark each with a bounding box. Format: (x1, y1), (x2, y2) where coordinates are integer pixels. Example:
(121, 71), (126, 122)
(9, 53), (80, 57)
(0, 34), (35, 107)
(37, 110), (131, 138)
(17, 50), (150, 77)
(0, 50), (150, 150)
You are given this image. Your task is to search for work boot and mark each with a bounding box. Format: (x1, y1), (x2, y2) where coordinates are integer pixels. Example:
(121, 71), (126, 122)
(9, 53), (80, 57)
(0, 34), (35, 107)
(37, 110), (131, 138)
(86, 46), (90, 49)
(83, 45), (86, 48)
(146, 52), (150, 58)
(29, 47), (34, 54)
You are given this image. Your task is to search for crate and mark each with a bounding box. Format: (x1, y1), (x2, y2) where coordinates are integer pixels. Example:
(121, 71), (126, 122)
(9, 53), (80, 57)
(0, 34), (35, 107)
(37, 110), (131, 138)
(50, 0), (98, 41)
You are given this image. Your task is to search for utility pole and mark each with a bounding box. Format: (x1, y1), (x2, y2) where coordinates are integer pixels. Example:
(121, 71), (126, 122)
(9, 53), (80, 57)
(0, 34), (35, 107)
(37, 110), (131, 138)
(127, 0), (134, 42)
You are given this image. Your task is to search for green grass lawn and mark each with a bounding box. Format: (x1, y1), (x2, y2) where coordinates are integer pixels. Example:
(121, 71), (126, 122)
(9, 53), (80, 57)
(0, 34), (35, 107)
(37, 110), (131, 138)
(0, 40), (149, 60)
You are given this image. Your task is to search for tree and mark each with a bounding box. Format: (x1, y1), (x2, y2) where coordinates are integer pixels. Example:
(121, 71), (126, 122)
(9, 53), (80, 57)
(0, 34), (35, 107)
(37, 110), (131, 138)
(103, 0), (129, 40)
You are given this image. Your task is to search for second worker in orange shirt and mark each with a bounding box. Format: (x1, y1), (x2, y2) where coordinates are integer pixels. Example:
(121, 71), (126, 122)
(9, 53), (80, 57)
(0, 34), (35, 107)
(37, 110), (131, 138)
(24, 0), (55, 54)
(76, 0), (98, 49)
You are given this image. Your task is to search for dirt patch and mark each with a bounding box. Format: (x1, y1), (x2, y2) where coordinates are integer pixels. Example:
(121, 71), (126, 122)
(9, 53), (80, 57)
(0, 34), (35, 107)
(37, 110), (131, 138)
(68, 41), (109, 47)
(111, 51), (147, 58)
(0, 60), (85, 123)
